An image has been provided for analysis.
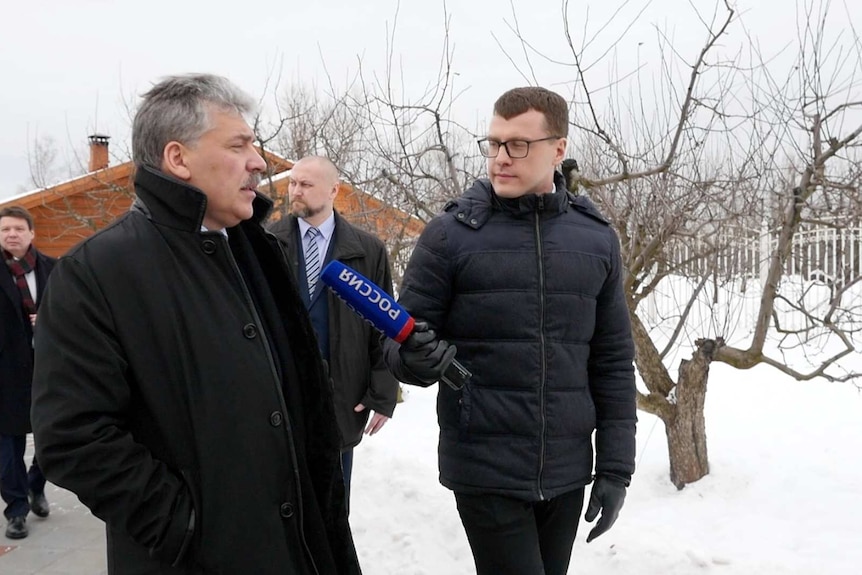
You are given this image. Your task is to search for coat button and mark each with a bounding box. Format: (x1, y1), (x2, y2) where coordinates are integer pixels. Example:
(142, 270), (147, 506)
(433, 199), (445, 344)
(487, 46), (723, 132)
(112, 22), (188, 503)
(470, 218), (478, 225)
(457, 212), (465, 219)
(280, 502), (294, 518)
(201, 239), (217, 254)
(269, 411), (283, 427)
(243, 323), (258, 339)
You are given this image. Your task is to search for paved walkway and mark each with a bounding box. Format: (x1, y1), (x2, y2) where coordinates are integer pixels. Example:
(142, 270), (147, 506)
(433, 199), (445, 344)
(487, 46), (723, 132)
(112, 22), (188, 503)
(0, 438), (107, 574)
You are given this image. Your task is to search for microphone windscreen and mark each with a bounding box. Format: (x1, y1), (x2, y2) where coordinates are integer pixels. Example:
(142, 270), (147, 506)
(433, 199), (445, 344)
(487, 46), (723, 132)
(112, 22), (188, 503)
(321, 260), (415, 343)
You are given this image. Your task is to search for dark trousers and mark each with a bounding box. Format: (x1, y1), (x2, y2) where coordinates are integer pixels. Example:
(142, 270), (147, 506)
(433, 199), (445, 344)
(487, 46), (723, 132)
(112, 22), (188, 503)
(0, 434), (46, 519)
(454, 488), (585, 575)
(341, 448), (354, 514)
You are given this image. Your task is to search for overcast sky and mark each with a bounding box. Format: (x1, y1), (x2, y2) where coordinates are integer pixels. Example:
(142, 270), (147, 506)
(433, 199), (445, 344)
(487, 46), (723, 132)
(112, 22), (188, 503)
(0, 0), (852, 197)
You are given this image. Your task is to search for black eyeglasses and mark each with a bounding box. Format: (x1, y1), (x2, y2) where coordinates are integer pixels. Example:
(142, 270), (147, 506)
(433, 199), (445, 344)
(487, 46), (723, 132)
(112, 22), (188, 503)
(477, 136), (561, 159)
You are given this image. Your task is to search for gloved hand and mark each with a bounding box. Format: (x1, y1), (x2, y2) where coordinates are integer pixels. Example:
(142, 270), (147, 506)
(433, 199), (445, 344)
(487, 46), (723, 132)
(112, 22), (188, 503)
(584, 475), (628, 543)
(398, 321), (457, 385)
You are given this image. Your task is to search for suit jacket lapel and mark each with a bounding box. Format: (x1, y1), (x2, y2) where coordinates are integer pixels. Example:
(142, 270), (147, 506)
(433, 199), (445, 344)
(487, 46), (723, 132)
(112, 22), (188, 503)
(35, 253), (53, 306)
(0, 261), (21, 311)
(292, 212), (367, 307)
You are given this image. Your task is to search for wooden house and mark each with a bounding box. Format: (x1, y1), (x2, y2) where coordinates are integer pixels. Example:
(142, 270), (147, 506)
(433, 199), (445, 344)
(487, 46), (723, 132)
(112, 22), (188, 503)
(0, 136), (423, 259)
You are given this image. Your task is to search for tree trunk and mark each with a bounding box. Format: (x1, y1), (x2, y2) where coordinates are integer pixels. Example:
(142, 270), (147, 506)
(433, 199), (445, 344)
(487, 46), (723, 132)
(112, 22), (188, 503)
(665, 340), (716, 489)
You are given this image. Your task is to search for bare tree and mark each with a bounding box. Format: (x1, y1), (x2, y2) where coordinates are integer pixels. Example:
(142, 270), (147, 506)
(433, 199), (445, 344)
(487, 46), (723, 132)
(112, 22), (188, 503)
(339, 1), (484, 221)
(265, 2), (485, 285)
(25, 133), (64, 190)
(503, 0), (862, 487)
(248, 0), (860, 491)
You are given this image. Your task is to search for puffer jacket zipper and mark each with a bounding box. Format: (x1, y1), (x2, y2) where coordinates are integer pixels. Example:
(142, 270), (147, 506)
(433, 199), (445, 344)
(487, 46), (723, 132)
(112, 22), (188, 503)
(535, 195), (548, 501)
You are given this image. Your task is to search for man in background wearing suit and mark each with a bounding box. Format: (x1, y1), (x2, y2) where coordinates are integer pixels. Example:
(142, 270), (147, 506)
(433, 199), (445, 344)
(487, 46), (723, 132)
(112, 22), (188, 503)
(269, 156), (399, 512)
(0, 205), (55, 539)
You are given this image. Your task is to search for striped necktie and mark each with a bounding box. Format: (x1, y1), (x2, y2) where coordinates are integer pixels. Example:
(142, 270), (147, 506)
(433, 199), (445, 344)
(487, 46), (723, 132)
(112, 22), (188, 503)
(305, 226), (322, 297)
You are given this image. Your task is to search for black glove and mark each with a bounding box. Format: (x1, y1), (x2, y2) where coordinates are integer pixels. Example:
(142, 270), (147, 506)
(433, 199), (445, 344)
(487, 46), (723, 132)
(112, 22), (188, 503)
(584, 475), (628, 543)
(398, 322), (457, 385)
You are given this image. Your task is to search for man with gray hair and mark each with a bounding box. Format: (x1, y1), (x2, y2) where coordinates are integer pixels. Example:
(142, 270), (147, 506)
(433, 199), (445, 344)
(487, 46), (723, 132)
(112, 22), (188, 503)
(31, 73), (360, 574)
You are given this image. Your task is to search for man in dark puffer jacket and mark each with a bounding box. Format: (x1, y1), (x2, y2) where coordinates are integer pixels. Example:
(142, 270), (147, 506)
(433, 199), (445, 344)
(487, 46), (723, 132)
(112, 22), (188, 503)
(383, 86), (637, 575)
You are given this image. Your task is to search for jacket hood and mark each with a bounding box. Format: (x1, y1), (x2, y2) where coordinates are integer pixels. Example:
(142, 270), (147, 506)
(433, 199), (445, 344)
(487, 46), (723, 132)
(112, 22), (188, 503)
(133, 165), (274, 232)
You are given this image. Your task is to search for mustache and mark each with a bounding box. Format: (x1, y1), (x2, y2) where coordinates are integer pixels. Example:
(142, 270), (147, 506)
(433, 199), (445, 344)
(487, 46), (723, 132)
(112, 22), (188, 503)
(244, 174), (262, 190)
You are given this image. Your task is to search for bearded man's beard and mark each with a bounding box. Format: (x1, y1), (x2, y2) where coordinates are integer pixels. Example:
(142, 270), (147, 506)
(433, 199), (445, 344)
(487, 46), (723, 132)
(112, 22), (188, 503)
(289, 200), (324, 219)
(289, 201), (308, 218)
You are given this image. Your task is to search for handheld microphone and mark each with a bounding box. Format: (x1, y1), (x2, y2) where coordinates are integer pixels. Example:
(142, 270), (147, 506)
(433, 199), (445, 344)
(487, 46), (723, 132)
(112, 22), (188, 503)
(320, 260), (471, 390)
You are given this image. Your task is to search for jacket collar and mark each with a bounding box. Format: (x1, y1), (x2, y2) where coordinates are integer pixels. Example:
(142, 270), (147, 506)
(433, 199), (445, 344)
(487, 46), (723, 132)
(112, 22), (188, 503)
(491, 171), (570, 216)
(132, 165), (273, 232)
(329, 211), (366, 261)
(0, 249), (52, 314)
(283, 210), (366, 261)
(446, 171), (572, 229)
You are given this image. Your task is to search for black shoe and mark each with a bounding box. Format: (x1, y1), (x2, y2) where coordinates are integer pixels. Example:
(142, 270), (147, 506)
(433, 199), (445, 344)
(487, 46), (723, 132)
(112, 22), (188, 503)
(29, 491), (50, 518)
(5, 516), (28, 539)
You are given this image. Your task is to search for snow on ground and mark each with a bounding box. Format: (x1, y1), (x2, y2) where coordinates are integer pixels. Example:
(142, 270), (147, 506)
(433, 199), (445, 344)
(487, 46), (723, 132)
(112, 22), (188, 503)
(349, 362), (862, 574)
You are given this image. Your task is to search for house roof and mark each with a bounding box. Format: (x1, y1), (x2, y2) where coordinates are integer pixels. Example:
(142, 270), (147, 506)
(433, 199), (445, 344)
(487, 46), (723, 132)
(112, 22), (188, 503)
(1, 162), (134, 212)
(0, 148), (423, 258)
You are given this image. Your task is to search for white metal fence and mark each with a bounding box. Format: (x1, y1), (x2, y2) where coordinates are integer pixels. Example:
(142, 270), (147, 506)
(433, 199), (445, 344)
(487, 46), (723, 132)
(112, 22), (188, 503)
(661, 223), (862, 285)
(639, 224), (862, 344)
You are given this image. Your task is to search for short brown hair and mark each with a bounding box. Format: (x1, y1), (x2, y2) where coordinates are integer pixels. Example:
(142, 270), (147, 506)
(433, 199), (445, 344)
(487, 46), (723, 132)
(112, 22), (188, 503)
(0, 206), (34, 230)
(493, 87), (569, 138)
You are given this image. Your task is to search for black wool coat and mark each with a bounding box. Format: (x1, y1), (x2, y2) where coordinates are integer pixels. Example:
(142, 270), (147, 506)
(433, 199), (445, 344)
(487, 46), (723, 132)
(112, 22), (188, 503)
(269, 212), (399, 450)
(0, 248), (55, 435)
(384, 172), (637, 501)
(32, 166), (360, 575)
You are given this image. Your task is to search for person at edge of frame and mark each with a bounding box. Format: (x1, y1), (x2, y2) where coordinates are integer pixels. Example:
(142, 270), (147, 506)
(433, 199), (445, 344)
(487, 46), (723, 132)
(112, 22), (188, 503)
(0, 205), (56, 540)
(30, 73), (361, 574)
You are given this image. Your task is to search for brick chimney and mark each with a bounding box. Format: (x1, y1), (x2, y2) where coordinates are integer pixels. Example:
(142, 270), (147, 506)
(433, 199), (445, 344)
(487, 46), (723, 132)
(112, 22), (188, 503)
(88, 134), (110, 171)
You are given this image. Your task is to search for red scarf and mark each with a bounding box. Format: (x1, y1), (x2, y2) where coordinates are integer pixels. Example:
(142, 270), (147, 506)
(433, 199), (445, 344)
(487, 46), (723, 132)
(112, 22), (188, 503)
(3, 245), (38, 317)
